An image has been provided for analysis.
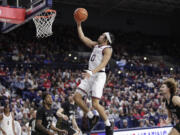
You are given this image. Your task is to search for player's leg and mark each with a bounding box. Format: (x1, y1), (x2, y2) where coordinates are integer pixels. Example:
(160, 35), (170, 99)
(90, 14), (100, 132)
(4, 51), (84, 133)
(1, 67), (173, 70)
(169, 128), (180, 135)
(92, 98), (107, 121)
(73, 91), (89, 113)
(91, 73), (108, 122)
(73, 79), (92, 116)
(74, 92), (97, 132)
(92, 98), (114, 135)
(91, 73), (114, 135)
(74, 78), (100, 132)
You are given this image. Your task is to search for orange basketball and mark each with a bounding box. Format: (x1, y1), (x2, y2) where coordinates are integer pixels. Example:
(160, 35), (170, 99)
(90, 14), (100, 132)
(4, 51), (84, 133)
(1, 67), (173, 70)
(74, 8), (88, 22)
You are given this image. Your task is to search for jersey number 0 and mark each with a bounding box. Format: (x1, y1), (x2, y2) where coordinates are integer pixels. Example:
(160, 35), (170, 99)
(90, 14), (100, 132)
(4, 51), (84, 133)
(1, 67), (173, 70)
(90, 54), (96, 61)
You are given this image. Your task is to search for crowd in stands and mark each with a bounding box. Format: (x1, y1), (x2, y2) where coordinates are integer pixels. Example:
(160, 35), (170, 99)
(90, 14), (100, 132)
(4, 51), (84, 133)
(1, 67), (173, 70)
(0, 24), (180, 134)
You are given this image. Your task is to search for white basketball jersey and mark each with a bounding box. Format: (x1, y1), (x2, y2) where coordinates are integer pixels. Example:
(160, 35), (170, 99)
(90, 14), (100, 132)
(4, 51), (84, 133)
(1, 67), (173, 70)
(0, 113), (14, 135)
(88, 45), (112, 71)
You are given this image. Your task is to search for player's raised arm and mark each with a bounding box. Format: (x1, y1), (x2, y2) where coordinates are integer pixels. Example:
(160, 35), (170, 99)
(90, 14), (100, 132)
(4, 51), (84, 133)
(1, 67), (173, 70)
(76, 22), (98, 48)
(74, 8), (97, 48)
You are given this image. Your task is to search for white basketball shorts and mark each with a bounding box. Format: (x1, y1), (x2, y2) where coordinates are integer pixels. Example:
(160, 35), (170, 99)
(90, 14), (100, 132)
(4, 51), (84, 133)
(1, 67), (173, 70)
(76, 72), (106, 99)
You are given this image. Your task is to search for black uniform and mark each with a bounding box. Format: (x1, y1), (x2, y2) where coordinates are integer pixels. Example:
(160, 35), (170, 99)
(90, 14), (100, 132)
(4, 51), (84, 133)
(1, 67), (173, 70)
(56, 101), (77, 135)
(166, 94), (180, 133)
(29, 118), (36, 135)
(35, 106), (54, 135)
(62, 101), (76, 119)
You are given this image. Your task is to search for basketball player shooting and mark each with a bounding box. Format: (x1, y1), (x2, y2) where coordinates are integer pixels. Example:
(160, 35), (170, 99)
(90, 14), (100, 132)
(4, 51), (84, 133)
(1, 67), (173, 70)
(73, 8), (114, 135)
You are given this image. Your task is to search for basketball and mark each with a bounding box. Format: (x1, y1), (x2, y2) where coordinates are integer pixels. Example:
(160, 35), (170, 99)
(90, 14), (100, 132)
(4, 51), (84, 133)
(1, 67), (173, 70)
(74, 8), (88, 22)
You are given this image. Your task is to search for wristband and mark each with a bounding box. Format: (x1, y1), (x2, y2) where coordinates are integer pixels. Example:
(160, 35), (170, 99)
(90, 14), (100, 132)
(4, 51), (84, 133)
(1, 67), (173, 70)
(85, 70), (93, 76)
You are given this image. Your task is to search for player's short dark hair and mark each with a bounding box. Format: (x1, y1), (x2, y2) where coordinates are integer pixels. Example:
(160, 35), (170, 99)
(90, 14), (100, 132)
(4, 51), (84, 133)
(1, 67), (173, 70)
(42, 92), (50, 101)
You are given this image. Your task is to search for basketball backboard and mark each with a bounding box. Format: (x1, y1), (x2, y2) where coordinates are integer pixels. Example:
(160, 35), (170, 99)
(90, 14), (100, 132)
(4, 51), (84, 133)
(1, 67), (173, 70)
(0, 0), (52, 33)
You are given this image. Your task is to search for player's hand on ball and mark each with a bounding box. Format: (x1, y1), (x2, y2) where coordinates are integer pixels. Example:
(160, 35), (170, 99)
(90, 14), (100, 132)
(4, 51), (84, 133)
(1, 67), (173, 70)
(74, 8), (88, 23)
(74, 15), (81, 24)
(76, 20), (81, 25)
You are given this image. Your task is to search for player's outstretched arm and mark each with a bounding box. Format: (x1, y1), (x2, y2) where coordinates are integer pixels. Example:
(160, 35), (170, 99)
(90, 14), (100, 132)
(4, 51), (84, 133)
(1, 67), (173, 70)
(172, 96), (180, 107)
(77, 22), (98, 48)
(92, 47), (112, 74)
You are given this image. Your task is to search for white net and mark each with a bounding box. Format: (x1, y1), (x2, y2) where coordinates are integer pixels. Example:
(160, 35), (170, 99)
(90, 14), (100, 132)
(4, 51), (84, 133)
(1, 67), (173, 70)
(33, 9), (56, 38)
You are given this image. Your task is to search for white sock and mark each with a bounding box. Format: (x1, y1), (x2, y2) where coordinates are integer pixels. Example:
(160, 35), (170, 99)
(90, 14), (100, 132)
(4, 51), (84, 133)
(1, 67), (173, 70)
(87, 111), (94, 119)
(105, 119), (111, 126)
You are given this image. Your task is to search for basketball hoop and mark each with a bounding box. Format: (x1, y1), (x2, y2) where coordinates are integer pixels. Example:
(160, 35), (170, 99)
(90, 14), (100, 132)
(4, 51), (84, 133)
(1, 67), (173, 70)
(33, 9), (56, 38)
